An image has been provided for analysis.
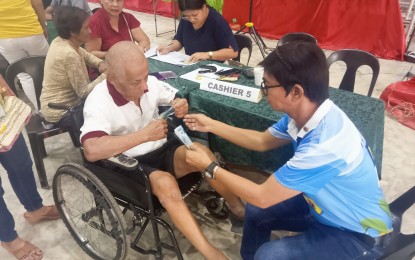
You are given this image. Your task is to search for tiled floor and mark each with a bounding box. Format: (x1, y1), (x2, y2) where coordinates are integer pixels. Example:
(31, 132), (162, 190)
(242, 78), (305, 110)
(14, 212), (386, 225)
(1, 3), (414, 259)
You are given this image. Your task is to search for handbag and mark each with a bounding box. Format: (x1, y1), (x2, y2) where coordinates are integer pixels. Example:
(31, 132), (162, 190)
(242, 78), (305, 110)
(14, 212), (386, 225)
(0, 75), (32, 152)
(380, 76), (415, 130)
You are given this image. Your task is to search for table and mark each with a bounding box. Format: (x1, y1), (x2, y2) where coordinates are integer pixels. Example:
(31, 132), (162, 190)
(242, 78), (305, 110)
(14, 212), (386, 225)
(148, 58), (201, 98)
(222, 0), (405, 60)
(148, 59), (385, 178)
(46, 21), (58, 45)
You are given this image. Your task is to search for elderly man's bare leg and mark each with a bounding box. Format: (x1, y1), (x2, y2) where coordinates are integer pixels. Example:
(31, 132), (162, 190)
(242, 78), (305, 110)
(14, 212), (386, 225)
(149, 171), (227, 260)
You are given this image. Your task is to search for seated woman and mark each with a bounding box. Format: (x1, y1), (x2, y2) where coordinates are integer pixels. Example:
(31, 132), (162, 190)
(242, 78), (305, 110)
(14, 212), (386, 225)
(40, 6), (106, 126)
(157, 0), (238, 63)
(85, 0), (150, 59)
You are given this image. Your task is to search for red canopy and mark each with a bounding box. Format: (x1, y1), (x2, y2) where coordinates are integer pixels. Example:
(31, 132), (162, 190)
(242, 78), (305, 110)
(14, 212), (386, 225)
(223, 0), (406, 60)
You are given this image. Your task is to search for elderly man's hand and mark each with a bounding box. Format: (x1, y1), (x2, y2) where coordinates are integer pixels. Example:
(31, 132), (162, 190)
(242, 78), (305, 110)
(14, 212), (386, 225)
(185, 142), (216, 171)
(183, 113), (212, 133)
(98, 61), (107, 74)
(142, 120), (168, 141)
(172, 98), (188, 118)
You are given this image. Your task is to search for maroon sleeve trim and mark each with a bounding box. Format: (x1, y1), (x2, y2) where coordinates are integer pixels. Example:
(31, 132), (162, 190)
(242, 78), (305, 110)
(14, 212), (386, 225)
(81, 131), (109, 144)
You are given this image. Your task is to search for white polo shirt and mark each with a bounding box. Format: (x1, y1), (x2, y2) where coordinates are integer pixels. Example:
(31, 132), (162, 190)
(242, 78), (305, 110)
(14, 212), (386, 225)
(80, 76), (177, 157)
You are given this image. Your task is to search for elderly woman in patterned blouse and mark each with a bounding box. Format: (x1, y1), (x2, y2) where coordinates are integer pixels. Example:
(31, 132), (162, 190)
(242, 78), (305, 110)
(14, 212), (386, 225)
(40, 6), (106, 127)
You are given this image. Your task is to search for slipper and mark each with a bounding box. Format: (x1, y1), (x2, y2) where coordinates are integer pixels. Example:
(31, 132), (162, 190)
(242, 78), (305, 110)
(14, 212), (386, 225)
(23, 205), (60, 225)
(229, 212), (244, 234)
(1, 240), (43, 260)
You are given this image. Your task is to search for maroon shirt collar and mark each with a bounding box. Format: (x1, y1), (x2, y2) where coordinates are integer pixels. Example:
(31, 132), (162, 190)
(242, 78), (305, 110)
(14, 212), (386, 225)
(106, 80), (149, 107)
(107, 80), (129, 106)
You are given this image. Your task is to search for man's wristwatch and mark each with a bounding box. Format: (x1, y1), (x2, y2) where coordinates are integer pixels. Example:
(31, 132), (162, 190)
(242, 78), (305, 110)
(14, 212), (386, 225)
(208, 51), (213, 60)
(204, 161), (219, 179)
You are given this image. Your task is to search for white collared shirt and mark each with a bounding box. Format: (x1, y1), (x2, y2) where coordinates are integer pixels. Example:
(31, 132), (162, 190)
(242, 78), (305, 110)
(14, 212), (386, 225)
(80, 76), (177, 157)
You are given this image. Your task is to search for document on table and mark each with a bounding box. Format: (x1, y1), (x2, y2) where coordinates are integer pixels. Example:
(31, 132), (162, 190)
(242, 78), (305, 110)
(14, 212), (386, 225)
(150, 51), (197, 66)
(144, 45), (158, 58)
(179, 64), (233, 83)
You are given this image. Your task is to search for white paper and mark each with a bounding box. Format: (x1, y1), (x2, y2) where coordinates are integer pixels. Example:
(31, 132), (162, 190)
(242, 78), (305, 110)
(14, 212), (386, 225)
(150, 51), (197, 66)
(0, 105), (5, 118)
(179, 64), (233, 83)
(144, 45), (158, 58)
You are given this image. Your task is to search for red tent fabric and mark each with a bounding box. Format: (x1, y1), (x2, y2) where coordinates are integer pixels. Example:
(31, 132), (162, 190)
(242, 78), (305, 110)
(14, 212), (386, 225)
(223, 0), (406, 60)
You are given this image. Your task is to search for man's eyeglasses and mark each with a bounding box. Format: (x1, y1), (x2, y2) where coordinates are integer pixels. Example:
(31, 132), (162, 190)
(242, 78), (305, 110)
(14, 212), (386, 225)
(260, 81), (284, 96)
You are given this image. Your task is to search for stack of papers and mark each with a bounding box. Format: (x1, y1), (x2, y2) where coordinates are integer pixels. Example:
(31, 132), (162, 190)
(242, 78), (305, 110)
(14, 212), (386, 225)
(150, 51), (197, 66)
(144, 45), (158, 58)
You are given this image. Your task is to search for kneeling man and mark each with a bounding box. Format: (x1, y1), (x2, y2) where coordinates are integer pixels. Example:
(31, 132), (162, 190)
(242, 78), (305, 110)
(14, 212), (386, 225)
(184, 42), (393, 260)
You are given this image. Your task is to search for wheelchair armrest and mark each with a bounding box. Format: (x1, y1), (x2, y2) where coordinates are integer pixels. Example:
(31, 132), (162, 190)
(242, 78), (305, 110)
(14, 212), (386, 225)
(104, 153), (139, 171)
(47, 102), (72, 111)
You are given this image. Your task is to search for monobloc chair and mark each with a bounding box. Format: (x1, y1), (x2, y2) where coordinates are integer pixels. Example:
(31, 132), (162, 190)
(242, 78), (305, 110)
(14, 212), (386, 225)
(277, 32), (317, 47)
(0, 53), (9, 80)
(381, 185), (415, 259)
(327, 49), (380, 97)
(233, 34), (253, 66)
(6, 56), (81, 189)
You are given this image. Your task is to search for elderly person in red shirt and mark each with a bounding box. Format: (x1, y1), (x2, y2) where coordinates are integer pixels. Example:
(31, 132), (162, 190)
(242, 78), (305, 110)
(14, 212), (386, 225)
(85, 0), (150, 59)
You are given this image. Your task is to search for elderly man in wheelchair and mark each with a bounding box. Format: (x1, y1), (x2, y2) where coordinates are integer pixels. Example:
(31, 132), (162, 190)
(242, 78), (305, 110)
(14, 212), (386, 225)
(68, 41), (245, 259)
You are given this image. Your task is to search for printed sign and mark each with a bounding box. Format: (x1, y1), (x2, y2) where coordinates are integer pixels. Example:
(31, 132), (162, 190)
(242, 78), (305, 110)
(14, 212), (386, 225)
(200, 78), (262, 103)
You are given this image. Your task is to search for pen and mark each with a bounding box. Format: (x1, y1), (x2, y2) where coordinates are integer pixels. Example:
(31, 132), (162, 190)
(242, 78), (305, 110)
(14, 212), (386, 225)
(164, 42), (173, 51)
(158, 43), (173, 55)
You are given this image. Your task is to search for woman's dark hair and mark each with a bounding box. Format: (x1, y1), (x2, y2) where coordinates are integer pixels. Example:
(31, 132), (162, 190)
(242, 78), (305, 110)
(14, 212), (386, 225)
(178, 0), (206, 11)
(54, 6), (89, 40)
(259, 41), (329, 104)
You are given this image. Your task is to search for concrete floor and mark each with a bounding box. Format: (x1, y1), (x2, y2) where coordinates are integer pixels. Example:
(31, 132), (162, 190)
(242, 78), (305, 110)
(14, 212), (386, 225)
(1, 3), (414, 259)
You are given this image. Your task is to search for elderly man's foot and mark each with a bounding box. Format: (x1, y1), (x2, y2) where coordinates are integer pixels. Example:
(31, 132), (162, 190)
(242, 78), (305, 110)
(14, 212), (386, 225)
(229, 206), (244, 233)
(1, 237), (43, 259)
(24, 205), (60, 225)
(205, 248), (228, 260)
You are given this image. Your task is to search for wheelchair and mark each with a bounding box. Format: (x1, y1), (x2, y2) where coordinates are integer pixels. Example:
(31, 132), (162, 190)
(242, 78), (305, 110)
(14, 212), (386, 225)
(51, 105), (230, 260)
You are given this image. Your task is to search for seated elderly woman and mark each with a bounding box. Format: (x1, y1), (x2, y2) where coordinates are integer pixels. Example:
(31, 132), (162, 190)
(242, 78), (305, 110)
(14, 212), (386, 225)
(85, 0), (150, 59)
(40, 6), (106, 126)
(157, 0), (238, 63)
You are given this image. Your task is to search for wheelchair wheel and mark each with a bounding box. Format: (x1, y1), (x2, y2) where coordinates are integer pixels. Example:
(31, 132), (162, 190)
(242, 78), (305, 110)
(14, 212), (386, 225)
(52, 163), (129, 260)
(205, 191), (230, 220)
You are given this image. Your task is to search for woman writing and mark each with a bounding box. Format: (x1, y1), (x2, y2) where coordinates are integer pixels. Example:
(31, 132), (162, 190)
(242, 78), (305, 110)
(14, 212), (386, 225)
(85, 0), (150, 58)
(157, 0), (238, 63)
(40, 6), (106, 126)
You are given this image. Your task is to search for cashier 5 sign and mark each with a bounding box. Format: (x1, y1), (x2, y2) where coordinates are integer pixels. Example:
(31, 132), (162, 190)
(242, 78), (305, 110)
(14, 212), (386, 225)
(200, 78), (262, 103)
